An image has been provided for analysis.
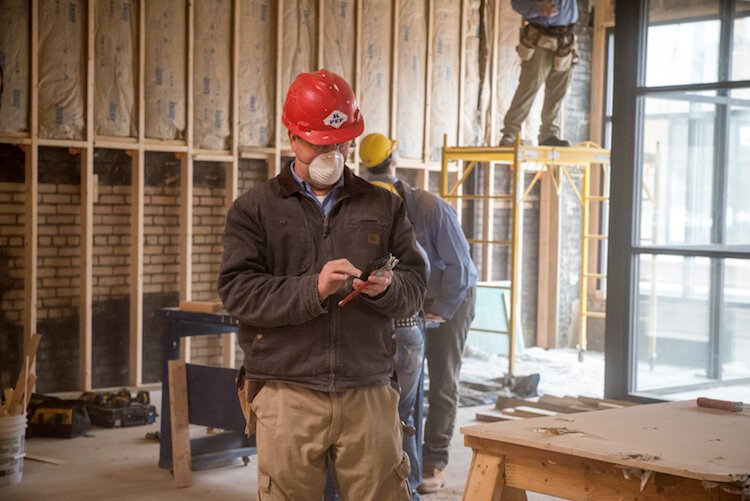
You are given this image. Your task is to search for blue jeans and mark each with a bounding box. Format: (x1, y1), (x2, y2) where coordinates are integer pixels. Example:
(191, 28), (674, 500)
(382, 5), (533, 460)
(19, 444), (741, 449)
(394, 323), (425, 500)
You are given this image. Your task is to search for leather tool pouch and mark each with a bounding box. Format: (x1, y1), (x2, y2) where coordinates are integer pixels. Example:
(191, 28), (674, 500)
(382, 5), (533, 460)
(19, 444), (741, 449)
(236, 366), (264, 436)
(554, 34), (578, 71)
(517, 25), (538, 61)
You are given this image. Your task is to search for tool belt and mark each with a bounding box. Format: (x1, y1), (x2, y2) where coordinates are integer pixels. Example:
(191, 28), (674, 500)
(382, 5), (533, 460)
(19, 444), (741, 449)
(517, 22), (578, 71)
(394, 314), (422, 329)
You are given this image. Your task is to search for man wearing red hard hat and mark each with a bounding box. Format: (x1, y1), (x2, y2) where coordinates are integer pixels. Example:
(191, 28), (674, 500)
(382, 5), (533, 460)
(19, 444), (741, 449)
(219, 70), (426, 500)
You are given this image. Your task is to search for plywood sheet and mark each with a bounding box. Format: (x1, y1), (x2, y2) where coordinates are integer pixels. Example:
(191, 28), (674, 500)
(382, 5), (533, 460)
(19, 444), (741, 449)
(238, 0), (275, 147)
(0, 0), (29, 133)
(396, 0), (426, 159)
(95, 0), (137, 137)
(194, 0), (231, 150)
(145, 0), (186, 140)
(39, 0), (85, 139)
(360, 0), (392, 138)
(463, 400), (750, 483)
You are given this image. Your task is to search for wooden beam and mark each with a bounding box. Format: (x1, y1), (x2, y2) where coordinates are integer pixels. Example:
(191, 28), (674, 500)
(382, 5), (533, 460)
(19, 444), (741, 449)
(457, 0), (466, 147)
(222, 0), (241, 369)
(353, 0), (363, 174)
(129, 0), (148, 388)
(488, 0), (500, 144)
(462, 450), (506, 501)
(180, 0), (196, 362)
(274, 0), (284, 177)
(79, 0), (96, 391)
(24, 0), (40, 373)
(389, 0), (399, 139)
(536, 171), (560, 348)
(168, 359), (192, 488)
(423, 0), (434, 165)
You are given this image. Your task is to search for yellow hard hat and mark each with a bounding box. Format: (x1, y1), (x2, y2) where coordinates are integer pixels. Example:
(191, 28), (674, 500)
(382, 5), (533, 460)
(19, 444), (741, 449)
(370, 180), (399, 196)
(359, 133), (396, 168)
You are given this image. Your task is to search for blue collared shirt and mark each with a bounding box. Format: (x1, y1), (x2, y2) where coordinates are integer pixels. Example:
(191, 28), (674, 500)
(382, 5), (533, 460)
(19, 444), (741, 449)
(512, 0), (578, 27)
(290, 161), (344, 217)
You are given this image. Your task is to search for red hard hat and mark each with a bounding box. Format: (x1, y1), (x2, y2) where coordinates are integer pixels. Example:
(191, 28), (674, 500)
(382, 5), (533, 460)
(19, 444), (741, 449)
(282, 69), (365, 145)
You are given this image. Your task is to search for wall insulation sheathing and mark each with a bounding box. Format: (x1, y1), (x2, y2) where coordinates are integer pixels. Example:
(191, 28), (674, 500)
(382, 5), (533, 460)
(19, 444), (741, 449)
(430, 0), (460, 160)
(462, 0), (488, 147)
(397, 0), (427, 159)
(145, 0), (186, 140)
(39, 0), (85, 140)
(194, 0), (232, 150)
(0, 0), (29, 133)
(495, 1), (540, 144)
(238, 0), (276, 147)
(360, 0), (391, 138)
(322, 0), (355, 86)
(95, 0), (137, 137)
(281, 0), (317, 147)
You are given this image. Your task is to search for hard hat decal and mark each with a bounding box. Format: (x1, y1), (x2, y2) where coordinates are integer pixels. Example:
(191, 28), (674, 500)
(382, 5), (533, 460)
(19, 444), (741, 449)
(324, 110), (348, 129)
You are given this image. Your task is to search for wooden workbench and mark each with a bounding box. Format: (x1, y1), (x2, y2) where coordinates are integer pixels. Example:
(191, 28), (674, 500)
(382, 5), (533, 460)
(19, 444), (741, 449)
(461, 400), (749, 500)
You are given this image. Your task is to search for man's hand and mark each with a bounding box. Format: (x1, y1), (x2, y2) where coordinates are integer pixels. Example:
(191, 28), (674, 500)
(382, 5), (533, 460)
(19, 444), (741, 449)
(353, 270), (393, 298)
(540, 0), (558, 17)
(318, 258), (363, 301)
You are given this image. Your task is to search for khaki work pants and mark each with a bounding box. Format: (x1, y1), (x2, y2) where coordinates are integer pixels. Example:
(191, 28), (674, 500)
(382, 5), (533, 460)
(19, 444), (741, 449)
(247, 381), (411, 501)
(502, 42), (574, 141)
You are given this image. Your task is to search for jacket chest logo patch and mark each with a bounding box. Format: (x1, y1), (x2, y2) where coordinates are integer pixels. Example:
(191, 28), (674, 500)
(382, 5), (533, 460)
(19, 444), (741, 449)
(367, 232), (380, 245)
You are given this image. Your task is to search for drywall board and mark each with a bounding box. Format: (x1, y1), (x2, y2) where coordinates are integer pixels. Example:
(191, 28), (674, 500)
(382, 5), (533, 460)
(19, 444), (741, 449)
(462, 0), (488, 146)
(281, 0), (317, 147)
(360, 0), (392, 138)
(0, 0), (29, 133)
(95, 0), (137, 137)
(38, 0), (85, 140)
(193, 0), (231, 150)
(396, 0), (427, 159)
(429, 0), (460, 160)
(145, 0), (187, 140)
(238, 0), (276, 147)
(322, 0), (355, 85)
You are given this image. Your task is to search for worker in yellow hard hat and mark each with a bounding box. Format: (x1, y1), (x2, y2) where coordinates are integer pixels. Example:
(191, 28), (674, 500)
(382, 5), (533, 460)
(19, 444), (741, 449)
(360, 133), (478, 496)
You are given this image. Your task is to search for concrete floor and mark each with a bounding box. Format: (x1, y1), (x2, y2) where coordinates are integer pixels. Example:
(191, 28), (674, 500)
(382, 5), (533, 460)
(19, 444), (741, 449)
(2, 391), (558, 500)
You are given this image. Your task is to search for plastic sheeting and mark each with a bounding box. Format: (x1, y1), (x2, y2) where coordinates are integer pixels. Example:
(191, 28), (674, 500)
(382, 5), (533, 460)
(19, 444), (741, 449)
(322, 0), (355, 85)
(396, 0), (427, 159)
(238, 0), (276, 147)
(39, 0), (85, 139)
(145, 0), (186, 140)
(494, 1), (540, 144)
(462, 0), (488, 147)
(95, 0), (137, 137)
(0, 0), (29, 133)
(360, 0), (392, 139)
(429, 0), (460, 160)
(281, 0), (316, 147)
(194, 0), (231, 150)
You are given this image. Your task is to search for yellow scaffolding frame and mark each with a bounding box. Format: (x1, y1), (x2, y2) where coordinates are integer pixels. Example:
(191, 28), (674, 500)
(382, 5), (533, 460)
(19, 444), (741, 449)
(440, 136), (611, 375)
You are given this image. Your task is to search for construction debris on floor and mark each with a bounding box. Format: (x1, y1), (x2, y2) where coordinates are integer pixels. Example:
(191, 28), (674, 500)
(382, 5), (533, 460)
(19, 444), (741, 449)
(476, 394), (639, 422)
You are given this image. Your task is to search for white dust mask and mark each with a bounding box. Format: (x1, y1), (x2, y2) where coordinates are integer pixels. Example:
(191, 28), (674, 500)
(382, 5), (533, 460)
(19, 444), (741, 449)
(308, 150), (345, 186)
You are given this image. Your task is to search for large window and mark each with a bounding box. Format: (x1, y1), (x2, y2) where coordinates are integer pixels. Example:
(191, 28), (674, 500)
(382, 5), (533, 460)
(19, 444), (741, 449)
(608, 0), (750, 401)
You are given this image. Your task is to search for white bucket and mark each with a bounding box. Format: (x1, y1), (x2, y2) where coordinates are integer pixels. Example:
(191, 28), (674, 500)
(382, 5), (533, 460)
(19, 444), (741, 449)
(0, 413), (27, 488)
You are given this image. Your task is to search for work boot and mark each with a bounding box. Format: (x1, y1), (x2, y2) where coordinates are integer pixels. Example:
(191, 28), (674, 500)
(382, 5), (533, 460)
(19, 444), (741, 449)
(417, 468), (446, 494)
(499, 133), (515, 147)
(540, 135), (571, 147)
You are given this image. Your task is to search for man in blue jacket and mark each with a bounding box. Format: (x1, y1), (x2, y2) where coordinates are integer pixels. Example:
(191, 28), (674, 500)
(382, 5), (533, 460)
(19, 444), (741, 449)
(500, 0), (579, 147)
(360, 133), (478, 494)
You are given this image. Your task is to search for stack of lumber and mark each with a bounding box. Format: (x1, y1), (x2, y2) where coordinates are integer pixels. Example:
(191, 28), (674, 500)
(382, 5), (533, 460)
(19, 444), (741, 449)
(0, 333), (42, 417)
(476, 394), (638, 422)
